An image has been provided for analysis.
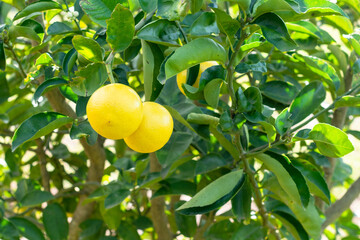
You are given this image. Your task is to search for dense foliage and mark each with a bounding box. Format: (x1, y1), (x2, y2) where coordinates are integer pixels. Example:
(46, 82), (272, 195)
(1, 0), (360, 239)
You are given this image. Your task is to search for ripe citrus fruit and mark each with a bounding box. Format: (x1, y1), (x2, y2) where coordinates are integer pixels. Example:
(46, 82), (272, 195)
(124, 102), (173, 153)
(176, 61), (218, 95)
(86, 83), (143, 140)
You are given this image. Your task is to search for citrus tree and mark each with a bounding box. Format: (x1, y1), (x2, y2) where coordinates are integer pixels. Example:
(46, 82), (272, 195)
(1, 0), (360, 239)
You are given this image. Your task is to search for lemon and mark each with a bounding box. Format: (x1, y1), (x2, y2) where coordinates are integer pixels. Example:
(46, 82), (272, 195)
(86, 83), (143, 140)
(124, 102), (173, 153)
(176, 61), (218, 95)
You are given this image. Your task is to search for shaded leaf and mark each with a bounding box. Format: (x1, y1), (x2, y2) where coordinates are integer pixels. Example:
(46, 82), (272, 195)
(189, 12), (219, 36)
(9, 217), (45, 240)
(43, 204), (69, 240)
(33, 78), (68, 102)
(137, 19), (181, 46)
(72, 35), (104, 63)
(70, 120), (98, 145)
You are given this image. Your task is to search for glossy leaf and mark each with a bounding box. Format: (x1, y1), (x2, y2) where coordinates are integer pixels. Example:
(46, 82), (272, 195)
(63, 48), (77, 76)
(43, 203), (69, 240)
(165, 38), (227, 79)
(260, 80), (299, 105)
(195, 153), (228, 175)
(177, 170), (245, 215)
(141, 40), (164, 101)
(0, 41), (5, 71)
(71, 63), (108, 96)
(344, 33), (360, 56)
(335, 95), (360, 109)
(80, 0), (125, 27)
(72, 35), (104, 63)
(0, 72), (9, 104)
(47, 22), (74, 35)
(104, 189), (130, 209)
(231, 175), (252, 222)
(265, 177), (322, 239)
(139, 0), (157, 12)
(137, 19), (181, 46)
(163, 105), (197, 133)
(212, 7), (240, 45)
(235, 61), (267, 73)
(157, 0), (185, 21)
(289, 81), (326, 125)
(256, 152), (310, 207)
(273, 211), (309, 240)
(9, 217), (45, 240)
(275, 108), (293, 135)
(204, 78), (223, 108)
(33, 78), (68, 102)
(13, 0), (61, 20)
(253, 12), (297, 51)
(292, 160), (330, 204)
(156, 132), (193, 168)
(153, 180), (197, 198)
(308, 123), (354, 157)
(294, 54), (340, 92)
(189, 12), (219, 36)
(21, 190), (54, 207)
(12, 112), (73, 151)
(8, 25), (41, 43)
(106, 4), (134, 52)
(258, 121), (276, 145)
(70, 121), (98, 145)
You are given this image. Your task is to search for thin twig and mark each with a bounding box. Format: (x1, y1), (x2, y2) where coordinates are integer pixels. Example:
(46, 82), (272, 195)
(135, 10), (156, 31)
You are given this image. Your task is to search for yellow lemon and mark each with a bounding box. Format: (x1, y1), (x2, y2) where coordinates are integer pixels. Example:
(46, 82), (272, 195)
(176, 61), (218, 95)
(86, 83), (143, 140)
(124, 102), (173, 153)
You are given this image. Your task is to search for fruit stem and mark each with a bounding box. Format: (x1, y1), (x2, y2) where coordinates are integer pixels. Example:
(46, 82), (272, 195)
(105, 51), (116, 84)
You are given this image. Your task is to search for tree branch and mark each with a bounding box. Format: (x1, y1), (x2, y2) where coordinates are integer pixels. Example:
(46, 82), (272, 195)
(149, 153), (173, 240)
(322, 176), (360, 230)
(35, 139), (50, 192)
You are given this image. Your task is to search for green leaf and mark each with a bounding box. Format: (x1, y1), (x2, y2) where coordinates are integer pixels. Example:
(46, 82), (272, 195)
(294, 54), (340, 92)
(47, 22), (75, 35)
(189, 12), (219, 36)
(80, 0), (125, 27)
(71, 63), (108, 96)
(20, 190), (54, 207)
(104, 189), (130, 209)
(153, 180), (197, 198)
(275, 108), (293, 135)
(235, 61), (267, 73)
(72, 35), (104, 63)
(260, 80), (299, 105)
(0, 72), (9, 105)
(244, 86), (263, 112)
(289, 81), (326, 125)
(70, 121), (98, 145)
(174, 201), (197, 237)
(335, 95), (360, 109)
(344, 33), (360, 56)
(323, 15), (353, 34)
(272, 211), (309, 240)
(240, 33), (265, 52)
(163, 105), (197, 133)
(156, 132), (193, 168)
(231, 175), (252, 222)
(0, 41), (6, 71)
(157, 0), (186, 21)
(253, 12), (297, 52)
(195, 153), (228, 175)
(9, 217), (45, 240)
(286, 22), (320, 39)
(256, 152), (310, 207)
(139, 0), (157, 12)
(106, 4), (134, 52)
(137, 19), (181, 46)
(8, 25), (41, 43)
(63, 48), (77, 76)
(165, 38), (227, 79)
(12, 112), (73, 151)
(117, 221), (141, 240)
(264, 177), (322, 239)
(13, 0), (61, 20)
(33, 78), (68, 102)
(308, 123), (354, 158)
(35, 53), (53, 66)
(204, 78), (223, 108)
(43, 203), (69, 240)
(258, 121), (276, 145)
(292, 160), (330, 204)
(177, 170), (245, 215)
(212, 7), (241, 45)
(141, 40), (164, 101)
